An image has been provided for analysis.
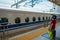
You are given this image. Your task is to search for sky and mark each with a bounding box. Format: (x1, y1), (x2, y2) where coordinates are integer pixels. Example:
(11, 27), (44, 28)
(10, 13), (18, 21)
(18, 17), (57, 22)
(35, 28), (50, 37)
(0, 0), (60, 13)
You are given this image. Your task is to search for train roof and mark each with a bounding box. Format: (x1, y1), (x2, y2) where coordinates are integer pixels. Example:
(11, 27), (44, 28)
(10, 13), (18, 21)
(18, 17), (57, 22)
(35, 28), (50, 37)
(0, 7), (60, 15)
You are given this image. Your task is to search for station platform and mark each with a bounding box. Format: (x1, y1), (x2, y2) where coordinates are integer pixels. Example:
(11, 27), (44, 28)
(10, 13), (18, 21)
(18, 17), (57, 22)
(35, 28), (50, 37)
(32, 26), (60, 40)
(9, 23), (60, 40)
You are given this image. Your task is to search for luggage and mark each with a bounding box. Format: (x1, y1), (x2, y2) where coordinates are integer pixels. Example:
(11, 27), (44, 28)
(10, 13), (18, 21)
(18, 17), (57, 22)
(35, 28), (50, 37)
(48, 30), (56, 39)
(48, 30), (53, 39)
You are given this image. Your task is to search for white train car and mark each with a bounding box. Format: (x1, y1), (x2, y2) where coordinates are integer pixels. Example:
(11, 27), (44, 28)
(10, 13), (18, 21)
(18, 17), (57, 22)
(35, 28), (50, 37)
(0, 8), (52, 24)
(0, 8), (60, 37)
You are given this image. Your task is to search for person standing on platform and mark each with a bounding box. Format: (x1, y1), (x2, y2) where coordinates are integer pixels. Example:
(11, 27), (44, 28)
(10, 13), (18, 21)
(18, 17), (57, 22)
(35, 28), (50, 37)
(48, 15), (56, 40)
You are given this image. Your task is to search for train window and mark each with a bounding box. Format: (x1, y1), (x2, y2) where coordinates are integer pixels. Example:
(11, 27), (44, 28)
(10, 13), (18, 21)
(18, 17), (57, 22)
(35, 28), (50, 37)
(38, 17), (40, 21)
(43, 17), (44, 20)
(25, 17), (29, 22)
(1, 18), (8, 22)
(0, 18), (1, 20)
(15, 17), (21, 23)
(32, 17), (36, 22)
(46, 17), (48, 20)
(49, 17), (50, 20)
(1, 18), (8, 25)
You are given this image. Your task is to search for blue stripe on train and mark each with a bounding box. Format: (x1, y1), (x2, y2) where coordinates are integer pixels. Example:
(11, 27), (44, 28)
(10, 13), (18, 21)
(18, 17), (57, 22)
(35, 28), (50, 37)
(0, 20), (50, 31)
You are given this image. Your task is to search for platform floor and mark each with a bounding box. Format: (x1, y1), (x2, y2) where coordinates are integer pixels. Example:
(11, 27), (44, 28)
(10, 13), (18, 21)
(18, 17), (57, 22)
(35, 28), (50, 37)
(9, 23), (60, 40)
(32, 26), (60, 40)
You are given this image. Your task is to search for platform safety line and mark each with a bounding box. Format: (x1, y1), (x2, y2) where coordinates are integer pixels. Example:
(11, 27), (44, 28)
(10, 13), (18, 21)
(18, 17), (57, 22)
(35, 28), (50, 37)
(9, 27), (45, 40)
(9, 23), (60, 40)
(11, 27), (48, 40)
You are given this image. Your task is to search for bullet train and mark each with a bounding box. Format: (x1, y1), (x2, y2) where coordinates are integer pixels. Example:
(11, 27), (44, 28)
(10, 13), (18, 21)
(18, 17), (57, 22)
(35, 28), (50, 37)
(0, 8), (60, 37)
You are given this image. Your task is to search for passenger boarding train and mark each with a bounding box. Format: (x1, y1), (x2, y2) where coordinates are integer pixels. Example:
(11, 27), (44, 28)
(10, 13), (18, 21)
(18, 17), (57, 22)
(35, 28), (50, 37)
(0, 8), (60, 36)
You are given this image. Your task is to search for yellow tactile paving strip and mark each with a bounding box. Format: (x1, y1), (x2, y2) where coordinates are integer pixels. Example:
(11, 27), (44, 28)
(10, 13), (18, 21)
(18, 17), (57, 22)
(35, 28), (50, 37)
(13, 23), (60, 40)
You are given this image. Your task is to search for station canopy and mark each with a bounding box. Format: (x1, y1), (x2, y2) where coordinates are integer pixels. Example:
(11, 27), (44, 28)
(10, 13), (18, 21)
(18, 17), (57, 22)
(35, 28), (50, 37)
(0, 0), (60, 14)
(49, 0), (60, 6)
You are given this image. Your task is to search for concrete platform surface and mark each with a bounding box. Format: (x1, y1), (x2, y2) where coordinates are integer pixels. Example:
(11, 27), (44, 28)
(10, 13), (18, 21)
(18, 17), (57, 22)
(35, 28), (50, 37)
(32, 26), (60, 40)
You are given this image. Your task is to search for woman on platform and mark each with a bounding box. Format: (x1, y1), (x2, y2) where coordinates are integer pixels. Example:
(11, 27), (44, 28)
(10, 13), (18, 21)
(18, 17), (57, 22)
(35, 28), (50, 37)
(48, 15), (56, 40)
